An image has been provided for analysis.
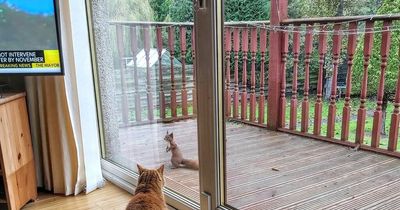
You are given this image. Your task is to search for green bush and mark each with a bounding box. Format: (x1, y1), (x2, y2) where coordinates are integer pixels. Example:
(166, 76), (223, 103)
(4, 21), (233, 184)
(169, 0), (269, 22)
(169, 0), (194, 22)
(352, 0), (400, 100)
(150, 0), (172, 21)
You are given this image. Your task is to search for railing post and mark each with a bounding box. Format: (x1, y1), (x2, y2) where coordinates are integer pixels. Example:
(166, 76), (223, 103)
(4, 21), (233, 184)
(327, 24), (342, 138)
(314, 25), (327, 135)
(168, 26), (177, 118)
(156, 27), (166, 120)
(241, 28), (249, 120)
(130, 26), (141, 122)
(301, 25), (314, 133)
(180, 26), (189, 117)
(279, 31), (289, 128)
(356, 21), (374, 144)
(192, 30), (197, 115)
(258, 28), (267, 124)
(341, 22), (358, 141)
(388, 46), (400, 151)
(290, 25), (300, 130)
(143, 26), (154, 121)
(233, 28), (240, 119)
(116, 25), (129, 125)
(250, 27), (258, 122)
(268, 0), (288, 130)
(371, 20), (392, 148)
(225, 27), (232, 117)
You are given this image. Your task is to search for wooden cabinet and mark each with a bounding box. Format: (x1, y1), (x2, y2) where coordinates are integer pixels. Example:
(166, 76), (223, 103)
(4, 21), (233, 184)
(0, 93), (37, 210)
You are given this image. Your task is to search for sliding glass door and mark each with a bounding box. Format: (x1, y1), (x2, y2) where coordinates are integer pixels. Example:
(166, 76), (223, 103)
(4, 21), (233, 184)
(88, 0), (234, 209)
(87, 0), (201, 209)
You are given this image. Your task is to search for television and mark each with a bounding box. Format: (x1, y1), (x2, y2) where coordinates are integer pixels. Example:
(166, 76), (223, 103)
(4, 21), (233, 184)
(0, 0), (63, 75)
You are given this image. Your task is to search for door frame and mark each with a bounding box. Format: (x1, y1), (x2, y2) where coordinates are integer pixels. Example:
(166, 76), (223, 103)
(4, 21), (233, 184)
(194, 0), (231, 209)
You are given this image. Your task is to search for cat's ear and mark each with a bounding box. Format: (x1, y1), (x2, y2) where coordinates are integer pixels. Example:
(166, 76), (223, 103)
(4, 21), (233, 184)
(137, 164), (145, 174)
(157, 164), (165, 175)
(166, 130), (169, 135)
(169, 132), (174, 138)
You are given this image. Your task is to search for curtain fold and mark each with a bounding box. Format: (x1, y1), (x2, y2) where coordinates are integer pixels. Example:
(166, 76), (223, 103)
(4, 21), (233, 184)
(26, 76), (80, 195)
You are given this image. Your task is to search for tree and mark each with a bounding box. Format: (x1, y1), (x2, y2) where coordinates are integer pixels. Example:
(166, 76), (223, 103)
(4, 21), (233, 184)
(169, 0), (194, 22)
(150, 0), (172, 21)
(288, 0), (382, 98)
(108, 0), (154, 21)
(224, 0), (270, 21)
(169, 0), (270, 22)
(352, 0), (400, 134)
(288, 0), (381, 18)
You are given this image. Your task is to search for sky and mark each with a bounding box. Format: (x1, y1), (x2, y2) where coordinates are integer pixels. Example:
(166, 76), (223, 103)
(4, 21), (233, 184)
(0, 0), (54, 15)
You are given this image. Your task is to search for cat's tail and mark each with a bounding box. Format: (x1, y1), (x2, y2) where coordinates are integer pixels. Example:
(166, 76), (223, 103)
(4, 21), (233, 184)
(182, 159), (199, 170)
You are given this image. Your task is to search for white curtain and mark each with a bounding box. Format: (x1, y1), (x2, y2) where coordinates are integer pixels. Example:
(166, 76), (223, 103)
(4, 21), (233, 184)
(25, 0), (103, 195)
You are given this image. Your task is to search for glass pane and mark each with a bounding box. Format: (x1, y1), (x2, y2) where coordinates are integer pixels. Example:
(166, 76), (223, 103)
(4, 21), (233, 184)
(90, 0), (199, 202)
(223, 1), (396, 209)
(223, 0), (271, 208)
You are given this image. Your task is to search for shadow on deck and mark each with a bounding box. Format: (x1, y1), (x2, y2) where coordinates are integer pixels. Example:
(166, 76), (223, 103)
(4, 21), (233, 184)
(118, 119), (400, 209)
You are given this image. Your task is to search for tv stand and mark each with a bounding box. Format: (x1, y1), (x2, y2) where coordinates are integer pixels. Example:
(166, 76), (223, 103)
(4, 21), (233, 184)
(0, 92), (37, 210)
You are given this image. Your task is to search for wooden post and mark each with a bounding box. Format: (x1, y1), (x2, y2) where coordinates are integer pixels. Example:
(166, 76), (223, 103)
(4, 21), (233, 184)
(290, 25), (300, 130)
(258, 28), (267, 124)
(233, 28), (240, 118)
(180, 26), (189, 117)
(356, 21), (374, 144)
(156, 27), (166, 120)
(268, 0), (288, 130)
(341, 22), (358, 141)
(241, 28), (249, 120)
(250, 27), (258, 122)
(371, 20), (392, 148)
(168, 26), (177, 118)
(301, 25), (313, 133)
(326, 24), (342, 138)
(116, 25), (129, 125)
(314, 25), (327, 135)
(144, 26), (154, 121)
(279, 31), (289, 128)
(225, 27), (232, 117)
(388, 46), (400, 152)
(192, 30), (197, 115)
(130, 26), (141, 122)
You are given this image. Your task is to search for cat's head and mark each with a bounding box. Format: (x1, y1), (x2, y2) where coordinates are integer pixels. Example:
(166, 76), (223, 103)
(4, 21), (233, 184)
(137, 164), (165, 187)
(164, 131), (174, 152)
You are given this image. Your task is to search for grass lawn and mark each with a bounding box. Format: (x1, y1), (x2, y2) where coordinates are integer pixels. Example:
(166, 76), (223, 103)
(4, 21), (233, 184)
(227, 97), (400, 151)
(128, 103), (194, 121)
(124, 96), (400, 151)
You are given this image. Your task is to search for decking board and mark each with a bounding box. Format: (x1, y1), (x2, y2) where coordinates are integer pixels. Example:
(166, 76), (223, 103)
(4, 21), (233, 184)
(117, 119), (400, 209)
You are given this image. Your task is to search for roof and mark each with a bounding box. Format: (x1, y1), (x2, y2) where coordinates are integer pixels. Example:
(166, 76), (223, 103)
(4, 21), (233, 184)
(126, 48), (182, 68)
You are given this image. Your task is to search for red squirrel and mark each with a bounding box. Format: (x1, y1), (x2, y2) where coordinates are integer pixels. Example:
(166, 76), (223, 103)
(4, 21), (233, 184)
(164, 131), (199, 170)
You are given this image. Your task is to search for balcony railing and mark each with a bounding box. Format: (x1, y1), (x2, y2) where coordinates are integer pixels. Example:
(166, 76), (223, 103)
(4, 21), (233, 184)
(109, 20), (269, 126)
(110, 14), (400, 157)
(276, 14), (400, 157)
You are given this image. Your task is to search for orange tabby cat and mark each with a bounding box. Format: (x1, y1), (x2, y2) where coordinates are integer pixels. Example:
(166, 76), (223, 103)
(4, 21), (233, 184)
(164, 131), (199, 170)
(126, 164), (167, 210)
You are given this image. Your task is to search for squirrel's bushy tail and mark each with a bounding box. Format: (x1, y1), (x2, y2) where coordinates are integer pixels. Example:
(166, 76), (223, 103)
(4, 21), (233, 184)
(182, 159), (199, 170)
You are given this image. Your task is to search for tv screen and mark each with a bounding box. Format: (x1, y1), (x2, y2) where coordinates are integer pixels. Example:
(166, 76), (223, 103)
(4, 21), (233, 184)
(0, 0), (63, 75)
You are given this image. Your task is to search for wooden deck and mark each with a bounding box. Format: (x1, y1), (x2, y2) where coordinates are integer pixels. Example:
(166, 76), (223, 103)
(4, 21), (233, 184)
(118, 119), (400, 209)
